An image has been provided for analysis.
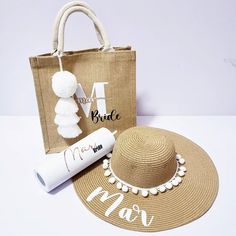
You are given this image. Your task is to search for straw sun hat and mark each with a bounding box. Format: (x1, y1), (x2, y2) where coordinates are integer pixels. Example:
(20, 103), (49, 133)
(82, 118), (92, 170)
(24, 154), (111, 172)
(73, 126), (219, 232)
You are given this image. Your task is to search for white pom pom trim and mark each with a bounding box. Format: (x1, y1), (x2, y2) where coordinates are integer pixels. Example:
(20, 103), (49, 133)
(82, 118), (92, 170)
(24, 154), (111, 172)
(102, 153), (187, 197)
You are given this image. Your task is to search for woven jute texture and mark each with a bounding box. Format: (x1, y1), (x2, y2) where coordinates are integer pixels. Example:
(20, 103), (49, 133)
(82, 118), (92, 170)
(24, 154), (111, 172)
(111, 128), (177, 188)
(29, 47), (136, 154)
(73, 126), (219, 232)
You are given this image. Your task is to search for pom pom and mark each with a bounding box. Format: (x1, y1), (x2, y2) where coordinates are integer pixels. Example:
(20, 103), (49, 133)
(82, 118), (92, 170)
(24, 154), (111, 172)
(122, 185), (129, 193)
(103, 159), (109, 164)
(104, 170), (111, 177)
(179, 166), (187, 172)
(55, 98), (78, 115)
(102, 162), (108, 169)
(159, 185), (166, 193)
(106, 153), (112, 158)
(178, 158), (185, 165)
(177, 170), (185, 177)
(132, 187), (139, 195)
(150, 188), (158, 195)
(52, 71), (77, 98)
(57, 125), (82, 138)
(108, 177), (116, 184)
(141, 190), (149, 197)
(171, 179), (179, 186)
(165, 182), (173, 190)
(54, 114), (80, 126)
(175, 176), (182, 183)
(116, 182), (122, 190)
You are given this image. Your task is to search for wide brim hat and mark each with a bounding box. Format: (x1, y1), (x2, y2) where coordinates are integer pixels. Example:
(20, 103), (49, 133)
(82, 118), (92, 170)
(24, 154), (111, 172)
(73, 126), (219, 232)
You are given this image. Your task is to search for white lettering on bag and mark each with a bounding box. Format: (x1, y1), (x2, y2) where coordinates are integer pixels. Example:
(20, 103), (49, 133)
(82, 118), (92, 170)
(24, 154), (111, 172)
(75, 82), (108, 118)
(86, 187), (154, 227)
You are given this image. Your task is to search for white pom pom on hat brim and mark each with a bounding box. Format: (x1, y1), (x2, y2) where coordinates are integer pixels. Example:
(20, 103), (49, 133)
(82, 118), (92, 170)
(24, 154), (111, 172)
(52, 71), (78, 98)
(54, 113), (80, 126)
(55, 97), (78, 115)
(57, 125), (82, 138)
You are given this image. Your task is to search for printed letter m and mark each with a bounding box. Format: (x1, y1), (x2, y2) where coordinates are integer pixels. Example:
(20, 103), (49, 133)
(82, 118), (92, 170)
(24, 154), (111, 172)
(75, 82), (108, 118)
(86, 187), (124, 216)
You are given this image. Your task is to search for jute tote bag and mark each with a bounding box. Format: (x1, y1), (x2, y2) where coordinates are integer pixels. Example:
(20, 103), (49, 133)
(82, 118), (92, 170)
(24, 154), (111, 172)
(29, 3), (136, 153)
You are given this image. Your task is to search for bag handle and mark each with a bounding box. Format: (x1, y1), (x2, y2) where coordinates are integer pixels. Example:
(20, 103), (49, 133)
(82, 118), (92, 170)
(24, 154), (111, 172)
(52, 1), (104, 53)
(54, 5), (113, 55)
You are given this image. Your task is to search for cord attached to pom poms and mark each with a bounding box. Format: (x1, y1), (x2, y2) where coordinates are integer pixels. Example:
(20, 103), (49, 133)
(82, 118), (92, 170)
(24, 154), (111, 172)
(52, 54), (82, 138)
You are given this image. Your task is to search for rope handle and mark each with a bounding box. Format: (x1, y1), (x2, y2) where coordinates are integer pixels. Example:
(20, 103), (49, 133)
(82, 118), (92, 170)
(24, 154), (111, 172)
(52, 1), (104, 53)
(54, 5), (113, 55)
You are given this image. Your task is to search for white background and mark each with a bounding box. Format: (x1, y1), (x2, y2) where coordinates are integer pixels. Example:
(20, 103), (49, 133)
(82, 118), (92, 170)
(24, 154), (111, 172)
(0, 1), (235, 235)
(0, 0), (236, 115)
(1, 116), (235, 236)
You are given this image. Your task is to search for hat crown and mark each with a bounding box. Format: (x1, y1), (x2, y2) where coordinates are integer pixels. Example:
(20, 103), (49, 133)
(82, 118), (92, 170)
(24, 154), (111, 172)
(111, 126), (177, 188)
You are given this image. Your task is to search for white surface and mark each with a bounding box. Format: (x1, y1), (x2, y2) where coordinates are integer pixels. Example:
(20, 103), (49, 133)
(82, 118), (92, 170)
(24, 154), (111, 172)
(0, 116), (235, 235)
(1, 0), (236, 115)
(35, 128), (115, 192)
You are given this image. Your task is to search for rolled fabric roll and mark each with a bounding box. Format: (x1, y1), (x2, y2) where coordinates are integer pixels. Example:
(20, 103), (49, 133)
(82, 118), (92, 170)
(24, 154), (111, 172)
(34, 128), (116, 192)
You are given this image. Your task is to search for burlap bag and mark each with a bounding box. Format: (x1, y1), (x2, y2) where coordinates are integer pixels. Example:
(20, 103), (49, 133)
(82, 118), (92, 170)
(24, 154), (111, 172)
(29, 3), (136, 153)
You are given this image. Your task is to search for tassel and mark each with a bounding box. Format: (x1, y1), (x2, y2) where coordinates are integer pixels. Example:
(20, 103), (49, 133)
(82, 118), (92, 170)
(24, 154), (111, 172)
(52, 56), (82, 139)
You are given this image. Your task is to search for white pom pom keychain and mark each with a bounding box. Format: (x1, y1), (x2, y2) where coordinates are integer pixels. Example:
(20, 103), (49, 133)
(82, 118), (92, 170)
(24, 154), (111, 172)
(52, 55), (82, 138)
(55, 97), (78, 115)
(52, 71), (77, 98)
